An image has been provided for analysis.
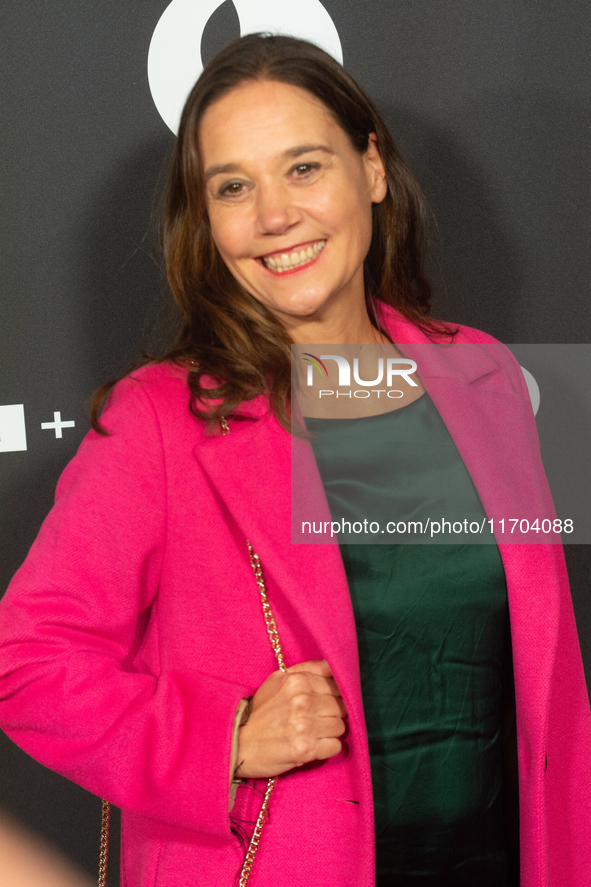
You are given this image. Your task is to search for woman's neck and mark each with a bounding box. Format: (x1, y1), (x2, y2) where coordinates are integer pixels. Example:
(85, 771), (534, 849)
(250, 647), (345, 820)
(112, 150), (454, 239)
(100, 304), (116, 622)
(285, 303), (388, 346)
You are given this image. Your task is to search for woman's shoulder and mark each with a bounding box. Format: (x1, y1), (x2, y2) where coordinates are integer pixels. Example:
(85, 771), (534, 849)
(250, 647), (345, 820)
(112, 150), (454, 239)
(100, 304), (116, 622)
(381, 306), (527, 393)
(97, 360), (197, 441)
(116, 360), (190, 399)
(379, 304), (505, 348)
(104, 360), (192, 415)
(438, 319), (527, 386)
(450, 321), (504, 347)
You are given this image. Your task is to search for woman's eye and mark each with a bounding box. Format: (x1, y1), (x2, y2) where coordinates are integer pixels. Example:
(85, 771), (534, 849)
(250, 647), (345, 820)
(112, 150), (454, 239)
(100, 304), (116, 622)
(292, 163), (319, 177)
(219, 181), (245, 198)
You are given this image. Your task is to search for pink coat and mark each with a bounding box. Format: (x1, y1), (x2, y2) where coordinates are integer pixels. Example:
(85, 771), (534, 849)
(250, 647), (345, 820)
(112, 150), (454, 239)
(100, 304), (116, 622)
(0, 306), (589, 886)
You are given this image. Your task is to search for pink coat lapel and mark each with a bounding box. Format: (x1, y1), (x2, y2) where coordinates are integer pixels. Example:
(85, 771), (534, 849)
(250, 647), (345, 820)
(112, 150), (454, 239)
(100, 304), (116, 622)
(383, 308), (559, 764)
(191, 407), (362, 704)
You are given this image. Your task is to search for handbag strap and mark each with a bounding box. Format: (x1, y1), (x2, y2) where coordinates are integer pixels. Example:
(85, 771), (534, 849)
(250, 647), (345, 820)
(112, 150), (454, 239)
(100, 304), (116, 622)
(98, 798), (110, 887)
(247, 541), (286, 674)
(238, 542), (287, 886)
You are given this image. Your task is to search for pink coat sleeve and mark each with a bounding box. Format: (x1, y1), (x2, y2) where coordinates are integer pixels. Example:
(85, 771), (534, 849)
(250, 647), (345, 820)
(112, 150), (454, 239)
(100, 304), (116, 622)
(544, 544), (591, 882)
(0, 376), (251, 840)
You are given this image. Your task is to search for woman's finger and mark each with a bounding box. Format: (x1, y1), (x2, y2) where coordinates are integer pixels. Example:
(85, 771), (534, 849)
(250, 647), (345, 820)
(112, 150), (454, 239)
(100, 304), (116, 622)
(286, 659), (333, 677)
(287, 688), (347, 720)
(306, 737), (343, 762)
(281, 670), (347, 712)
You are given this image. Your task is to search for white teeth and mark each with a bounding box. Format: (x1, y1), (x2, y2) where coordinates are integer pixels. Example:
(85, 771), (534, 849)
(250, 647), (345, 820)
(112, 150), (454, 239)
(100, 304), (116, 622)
(262, 240), (325, 272)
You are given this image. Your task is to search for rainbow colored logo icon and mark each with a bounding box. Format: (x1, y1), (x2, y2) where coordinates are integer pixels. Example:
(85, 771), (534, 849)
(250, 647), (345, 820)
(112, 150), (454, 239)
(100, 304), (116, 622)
(302, 353), (329, 377)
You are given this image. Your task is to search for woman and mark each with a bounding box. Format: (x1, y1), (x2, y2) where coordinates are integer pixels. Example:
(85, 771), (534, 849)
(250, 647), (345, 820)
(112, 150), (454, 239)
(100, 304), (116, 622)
(0, 33), (589, 887)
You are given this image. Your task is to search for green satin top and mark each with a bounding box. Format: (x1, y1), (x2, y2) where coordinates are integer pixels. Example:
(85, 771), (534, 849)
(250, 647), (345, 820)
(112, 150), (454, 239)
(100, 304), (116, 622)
(307, 394), (512, 886)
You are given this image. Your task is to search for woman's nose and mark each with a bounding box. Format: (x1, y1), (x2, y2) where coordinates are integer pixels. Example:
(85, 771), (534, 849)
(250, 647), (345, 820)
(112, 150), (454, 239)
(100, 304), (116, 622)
(255, 182), (300, 235)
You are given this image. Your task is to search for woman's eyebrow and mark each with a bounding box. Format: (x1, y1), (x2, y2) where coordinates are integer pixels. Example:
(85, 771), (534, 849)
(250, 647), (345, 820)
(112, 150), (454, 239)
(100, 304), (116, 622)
(284, 144), (334, 158)
(204, 162), (241, 182)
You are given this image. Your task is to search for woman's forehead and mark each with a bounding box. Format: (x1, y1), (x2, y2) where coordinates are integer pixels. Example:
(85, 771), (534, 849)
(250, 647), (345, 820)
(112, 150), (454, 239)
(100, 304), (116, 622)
(199, 80), (342, 165)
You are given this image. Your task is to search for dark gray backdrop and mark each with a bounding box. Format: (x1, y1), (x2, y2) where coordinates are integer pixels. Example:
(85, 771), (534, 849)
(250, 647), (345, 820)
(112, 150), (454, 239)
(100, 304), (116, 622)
(1, 2), (590, 881)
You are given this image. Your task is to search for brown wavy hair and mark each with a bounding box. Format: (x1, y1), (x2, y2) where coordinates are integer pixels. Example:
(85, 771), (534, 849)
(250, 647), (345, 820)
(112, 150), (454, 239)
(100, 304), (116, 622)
(92, 33), (453, 433)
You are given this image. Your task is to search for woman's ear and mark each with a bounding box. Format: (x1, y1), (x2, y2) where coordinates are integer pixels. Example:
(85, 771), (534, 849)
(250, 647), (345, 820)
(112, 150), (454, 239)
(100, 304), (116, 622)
(365, 133), (388, 204)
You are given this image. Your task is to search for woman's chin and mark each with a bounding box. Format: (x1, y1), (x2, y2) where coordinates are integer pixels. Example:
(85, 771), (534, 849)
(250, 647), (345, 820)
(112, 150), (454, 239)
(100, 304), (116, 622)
(264, 295), (333, 324)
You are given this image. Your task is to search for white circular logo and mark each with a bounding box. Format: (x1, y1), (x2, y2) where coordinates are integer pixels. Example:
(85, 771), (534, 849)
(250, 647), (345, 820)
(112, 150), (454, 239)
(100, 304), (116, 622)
(148, 0), (343, 134)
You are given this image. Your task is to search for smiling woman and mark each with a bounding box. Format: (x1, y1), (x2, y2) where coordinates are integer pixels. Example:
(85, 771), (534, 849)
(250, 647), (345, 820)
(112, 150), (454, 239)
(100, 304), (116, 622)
(149, 32), (438, 431)
(0, 32), (590, 887)
(200, 80), (386, 337)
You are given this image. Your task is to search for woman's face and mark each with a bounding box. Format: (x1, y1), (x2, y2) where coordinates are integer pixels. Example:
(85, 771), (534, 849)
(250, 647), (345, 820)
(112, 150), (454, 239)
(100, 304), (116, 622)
(199, 79), (387, 335)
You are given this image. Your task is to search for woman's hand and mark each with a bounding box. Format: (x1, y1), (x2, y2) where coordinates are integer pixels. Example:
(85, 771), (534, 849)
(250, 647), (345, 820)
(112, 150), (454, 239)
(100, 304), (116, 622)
(235, 660), (347, 779)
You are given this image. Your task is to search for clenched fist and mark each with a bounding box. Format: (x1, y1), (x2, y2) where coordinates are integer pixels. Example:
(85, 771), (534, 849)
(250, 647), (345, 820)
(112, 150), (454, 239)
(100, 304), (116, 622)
(235, 660), (347, 779)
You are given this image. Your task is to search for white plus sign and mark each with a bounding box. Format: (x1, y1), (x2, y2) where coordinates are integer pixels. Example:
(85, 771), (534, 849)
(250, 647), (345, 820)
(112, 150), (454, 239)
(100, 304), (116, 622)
(41, 411), (76, 439)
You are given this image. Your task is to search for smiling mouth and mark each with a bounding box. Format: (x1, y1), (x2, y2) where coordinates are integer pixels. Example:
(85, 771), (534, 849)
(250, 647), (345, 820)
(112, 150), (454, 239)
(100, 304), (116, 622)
(261, 240), (326, 273)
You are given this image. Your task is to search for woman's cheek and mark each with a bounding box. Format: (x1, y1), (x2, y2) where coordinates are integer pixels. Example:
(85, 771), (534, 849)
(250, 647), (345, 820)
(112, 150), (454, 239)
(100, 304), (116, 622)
(209, 218), (239, 261)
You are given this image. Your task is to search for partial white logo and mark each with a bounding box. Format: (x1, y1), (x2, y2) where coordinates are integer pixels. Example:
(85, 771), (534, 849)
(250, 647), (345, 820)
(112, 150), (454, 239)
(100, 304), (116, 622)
(520, 365), (540, 416)
(148, 0), (343, 133)
(0, 405), (78, 453)
(41, 411), (76, 439)
(0, 404), (27, 452)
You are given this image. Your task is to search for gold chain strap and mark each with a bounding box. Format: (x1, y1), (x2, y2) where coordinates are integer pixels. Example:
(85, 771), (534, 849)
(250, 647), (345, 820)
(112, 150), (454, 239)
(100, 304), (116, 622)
(237, 542), (287, 886)
(98, 798), (110, 887)
(237, 774), (277, 886)
(97, 540), (283, 887)
(247, 543), (286, 674)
